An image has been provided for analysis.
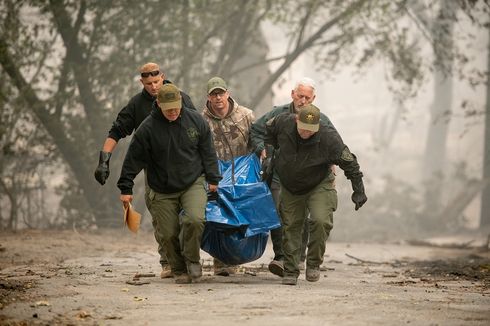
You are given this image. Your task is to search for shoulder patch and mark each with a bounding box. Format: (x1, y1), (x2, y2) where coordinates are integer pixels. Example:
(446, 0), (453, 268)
(341, 147), (354, 161)
(187, 127), (200, 143)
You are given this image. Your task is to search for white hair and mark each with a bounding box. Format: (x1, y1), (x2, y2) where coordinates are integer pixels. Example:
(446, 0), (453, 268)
(294, 77), (316, 93)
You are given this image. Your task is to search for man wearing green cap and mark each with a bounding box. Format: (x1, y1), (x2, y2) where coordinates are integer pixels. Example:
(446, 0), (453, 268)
(118, 83), (221, 284)
(250, 77), (336, 277)
(94, 62), (196, 279)
(95, 62), (196, 186)
(202, 76), (255, 276)
(265, 104), (367, 285)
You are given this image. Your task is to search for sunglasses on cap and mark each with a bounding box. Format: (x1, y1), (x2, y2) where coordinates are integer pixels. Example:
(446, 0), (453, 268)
(140, 70), (160, 78)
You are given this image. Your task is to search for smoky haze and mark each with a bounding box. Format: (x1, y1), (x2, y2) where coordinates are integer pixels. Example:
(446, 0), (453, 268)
(0, 1), (489, 242)
(263, 14), (489, 241)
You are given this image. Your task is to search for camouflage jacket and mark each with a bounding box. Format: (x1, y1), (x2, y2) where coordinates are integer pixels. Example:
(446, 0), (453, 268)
(202, 98), (255, 161)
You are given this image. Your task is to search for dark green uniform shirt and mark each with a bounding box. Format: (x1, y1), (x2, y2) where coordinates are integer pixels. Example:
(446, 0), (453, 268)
(250, 102), (337, 184)
(265, 112), (363, 195)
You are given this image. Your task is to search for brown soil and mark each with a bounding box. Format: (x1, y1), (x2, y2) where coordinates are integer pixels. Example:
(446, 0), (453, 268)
(0, 229), (489, 325)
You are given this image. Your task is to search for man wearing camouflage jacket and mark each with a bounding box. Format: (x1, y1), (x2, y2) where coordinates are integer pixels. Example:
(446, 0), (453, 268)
(201, 76), (255, 276)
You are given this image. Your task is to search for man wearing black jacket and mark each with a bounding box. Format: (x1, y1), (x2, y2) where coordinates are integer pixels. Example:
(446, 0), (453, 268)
(118, 83), (221, 284)
(94, 62), (196, 278)
(265, 104), (367, 285)
(95, 62), (196, 185)
(250, 77), (335, 277)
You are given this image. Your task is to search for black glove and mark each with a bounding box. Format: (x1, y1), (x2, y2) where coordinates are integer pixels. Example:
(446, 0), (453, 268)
(260, 156), (273, 187)
(94, 151), (112, 185)
(207, 191), (218, 202)
(350, 178), (367, 210)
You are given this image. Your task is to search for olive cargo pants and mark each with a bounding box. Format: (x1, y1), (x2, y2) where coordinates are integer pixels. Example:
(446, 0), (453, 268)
(269, 180), (309, 262)
(145, 176), (207, 275)
(145, 170), (170, 268)
(280, 175), (337, 278)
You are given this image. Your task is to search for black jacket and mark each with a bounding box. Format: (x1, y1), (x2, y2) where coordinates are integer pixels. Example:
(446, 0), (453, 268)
(117, 103), (221, 195)
(108, 80), (196, 142)
(265, 113), (363, 195)
(250, 102), (336, 155)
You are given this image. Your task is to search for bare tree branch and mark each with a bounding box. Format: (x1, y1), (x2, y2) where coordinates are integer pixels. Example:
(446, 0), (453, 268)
(48, 0), (104, 139)
(230, 55), (287, 76)
(174, 7), (244, 83)
(294, 0), (316, 50)
(250, 0), (369, 108)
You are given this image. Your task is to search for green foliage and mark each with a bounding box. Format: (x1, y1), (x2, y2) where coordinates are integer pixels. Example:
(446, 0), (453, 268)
(0, 0), (487, 228)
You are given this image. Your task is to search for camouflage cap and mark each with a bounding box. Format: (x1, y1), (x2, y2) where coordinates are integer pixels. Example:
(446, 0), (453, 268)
(157, 84), (182, 110)
(297, 104), (320, 132)
(207, 77), (227, 94)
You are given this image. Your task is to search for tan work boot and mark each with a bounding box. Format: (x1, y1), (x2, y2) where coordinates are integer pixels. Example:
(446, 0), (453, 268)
(174, 273), (191, 284)
(160, 265), (173, 279)
(214, 266), (236, 276)
(213, 258), (236, 276)
(282, 275), (297, 285)
(306, 266), (320, 282)
(298, 261), (306, 271)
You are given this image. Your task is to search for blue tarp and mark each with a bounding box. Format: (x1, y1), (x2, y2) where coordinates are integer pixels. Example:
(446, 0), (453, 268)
(201, 154), (281, 265)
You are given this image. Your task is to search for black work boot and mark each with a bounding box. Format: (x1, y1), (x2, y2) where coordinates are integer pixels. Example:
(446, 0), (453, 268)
(268, 260), (284, 277)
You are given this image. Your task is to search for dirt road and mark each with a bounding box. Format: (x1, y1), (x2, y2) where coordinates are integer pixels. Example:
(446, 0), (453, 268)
(0, 229), (489, 325)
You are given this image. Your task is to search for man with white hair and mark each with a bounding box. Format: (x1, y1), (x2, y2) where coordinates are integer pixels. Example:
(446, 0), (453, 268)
(264, 104), (367, 285)
(250, 77), (336, 278)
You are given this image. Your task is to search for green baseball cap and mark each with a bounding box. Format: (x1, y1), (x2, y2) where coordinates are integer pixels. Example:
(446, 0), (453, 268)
(157, 84), (182, 110)
(207, 77), (227, 94)
(297, 104), (320, 132)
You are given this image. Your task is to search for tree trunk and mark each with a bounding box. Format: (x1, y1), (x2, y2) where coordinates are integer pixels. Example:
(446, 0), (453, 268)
(422, 3), (455, 211)
(423, 70), (452, 180)
(231, 28), (272, 113)
(480, 26), (490, 227)
(0, 37), (118, 228)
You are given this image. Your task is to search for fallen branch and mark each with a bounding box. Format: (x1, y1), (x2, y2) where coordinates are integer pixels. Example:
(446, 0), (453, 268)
(345, 253), (385, 265)
(133, 272), (155, 278)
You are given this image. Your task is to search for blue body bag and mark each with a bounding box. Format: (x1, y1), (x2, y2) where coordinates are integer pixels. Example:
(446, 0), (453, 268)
(201, 154), (281, 265)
